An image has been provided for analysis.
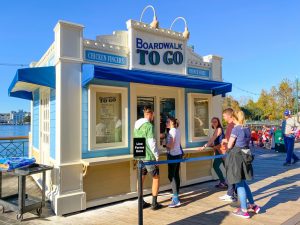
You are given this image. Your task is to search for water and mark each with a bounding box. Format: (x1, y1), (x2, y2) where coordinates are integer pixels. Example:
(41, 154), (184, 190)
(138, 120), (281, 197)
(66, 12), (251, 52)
(0, 125), (30, 157)
(0, 125), (30, 137)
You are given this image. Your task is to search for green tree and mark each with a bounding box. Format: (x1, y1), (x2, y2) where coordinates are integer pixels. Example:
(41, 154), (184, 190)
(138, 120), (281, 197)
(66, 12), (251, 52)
(277, 79), (294, 115)
(23, 115), (31, 123)
(243, 99), (263, 120)
(256, 90), (274, 120)
(222, 96), (240, 112)
(224, 78), (295, 121)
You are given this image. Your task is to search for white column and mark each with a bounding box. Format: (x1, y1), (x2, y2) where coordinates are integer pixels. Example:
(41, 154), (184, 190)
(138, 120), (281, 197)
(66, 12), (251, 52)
(52, 21), (86, 215)
(203, 55), (223, 82)
(203, 55), (224, 119)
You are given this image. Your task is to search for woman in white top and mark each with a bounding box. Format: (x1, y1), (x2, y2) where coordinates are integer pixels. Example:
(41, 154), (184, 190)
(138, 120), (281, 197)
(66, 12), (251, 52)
(166, 117), (183, 208)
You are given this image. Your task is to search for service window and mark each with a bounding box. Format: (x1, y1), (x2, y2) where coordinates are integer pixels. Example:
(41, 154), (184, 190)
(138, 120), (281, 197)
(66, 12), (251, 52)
(137, 97), (155, 120)
(89, 85), (128, 150)
(133, 84), (181, 150)
(188, 93), (211, 142)
(160, 98), (175, 146)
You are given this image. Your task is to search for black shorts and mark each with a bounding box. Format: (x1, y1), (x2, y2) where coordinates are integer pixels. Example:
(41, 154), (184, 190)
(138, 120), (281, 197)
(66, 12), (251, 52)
(141, 163), (159, 177)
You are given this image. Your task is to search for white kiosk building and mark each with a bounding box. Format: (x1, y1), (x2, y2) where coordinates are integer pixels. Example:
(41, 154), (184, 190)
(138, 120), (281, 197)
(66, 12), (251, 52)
(8, 8), (231, 215)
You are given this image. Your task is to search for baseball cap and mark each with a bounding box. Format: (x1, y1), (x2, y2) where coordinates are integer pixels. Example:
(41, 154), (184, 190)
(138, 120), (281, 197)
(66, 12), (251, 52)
(284, 109), (291, 116)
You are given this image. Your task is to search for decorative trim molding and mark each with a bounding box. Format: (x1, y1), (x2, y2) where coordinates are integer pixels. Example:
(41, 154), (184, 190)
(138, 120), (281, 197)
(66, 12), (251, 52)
(127, 20), (187, 41)
(35, 43), (55, 67)
(83, 39), (129, 55)
(187, 60), (211, 68)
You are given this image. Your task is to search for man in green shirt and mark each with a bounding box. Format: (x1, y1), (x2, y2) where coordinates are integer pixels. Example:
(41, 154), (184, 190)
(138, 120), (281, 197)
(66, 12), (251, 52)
(134, 106), (162, 210)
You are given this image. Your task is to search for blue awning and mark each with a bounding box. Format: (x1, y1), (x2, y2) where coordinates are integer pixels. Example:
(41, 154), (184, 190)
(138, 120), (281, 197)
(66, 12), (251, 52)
(8, 66), (56, 100)
(82, 64), (232, 96)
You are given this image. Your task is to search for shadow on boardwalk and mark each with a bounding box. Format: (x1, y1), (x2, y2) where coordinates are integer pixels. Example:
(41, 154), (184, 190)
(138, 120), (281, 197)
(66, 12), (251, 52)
(253, 173), (300, 213)
(169, 210), (230, 225)
(0, 146), (299, 225)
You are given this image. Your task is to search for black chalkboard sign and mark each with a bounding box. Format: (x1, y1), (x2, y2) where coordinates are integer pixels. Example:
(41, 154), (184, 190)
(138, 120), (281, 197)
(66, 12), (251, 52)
(133, 138), (146, 158)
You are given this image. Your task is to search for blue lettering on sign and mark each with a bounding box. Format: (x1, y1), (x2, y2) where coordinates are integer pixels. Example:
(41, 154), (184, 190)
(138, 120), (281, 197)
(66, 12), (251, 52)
(85, 50), (127, 65)
(136, 38), (183, 50)
(187, 67), (210, 77)
(135, 37), (184, 65)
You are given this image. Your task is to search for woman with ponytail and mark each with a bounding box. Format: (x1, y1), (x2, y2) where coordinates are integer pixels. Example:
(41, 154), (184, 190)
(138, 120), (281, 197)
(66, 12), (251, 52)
(227, 110), (260, 219)
(166, 117), (183, 208)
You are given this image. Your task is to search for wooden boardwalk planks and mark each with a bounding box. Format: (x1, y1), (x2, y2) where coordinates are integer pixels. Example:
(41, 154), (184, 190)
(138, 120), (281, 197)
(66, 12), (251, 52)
(0, 145), (299, 225)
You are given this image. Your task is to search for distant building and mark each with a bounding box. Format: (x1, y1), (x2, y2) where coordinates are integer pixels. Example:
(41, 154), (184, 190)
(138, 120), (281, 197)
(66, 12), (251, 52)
(0, 113), (10, 124)
(9, 110), (29, 124)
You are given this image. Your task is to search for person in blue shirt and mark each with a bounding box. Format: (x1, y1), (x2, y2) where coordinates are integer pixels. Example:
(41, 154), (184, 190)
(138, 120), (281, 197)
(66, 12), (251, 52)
(227, 110), (260, 219)
(281, 109), (300, 166)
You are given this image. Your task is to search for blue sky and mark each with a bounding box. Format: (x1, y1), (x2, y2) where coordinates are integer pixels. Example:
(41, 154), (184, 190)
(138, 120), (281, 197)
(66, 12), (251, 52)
(0, 0), (299, 112)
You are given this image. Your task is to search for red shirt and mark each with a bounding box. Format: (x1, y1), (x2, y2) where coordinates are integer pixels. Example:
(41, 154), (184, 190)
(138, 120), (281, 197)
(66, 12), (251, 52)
(251, 132), (258, 141)
(225, 122), (235, 141)
(220, 121), (235, 153)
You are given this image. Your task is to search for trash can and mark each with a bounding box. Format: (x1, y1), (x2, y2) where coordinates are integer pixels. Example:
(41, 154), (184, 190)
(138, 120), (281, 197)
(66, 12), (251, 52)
(274, 130), (286, 152)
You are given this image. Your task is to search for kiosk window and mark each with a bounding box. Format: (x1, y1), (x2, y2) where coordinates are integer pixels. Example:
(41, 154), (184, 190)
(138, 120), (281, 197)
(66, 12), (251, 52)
(193, 98), (209, 137)
(89, 85), (128, 150)
(188, 93), (210, 142)
(160, 98), (175, 145)
(137, 97), (154, 120)
(96, 92), (122, 144)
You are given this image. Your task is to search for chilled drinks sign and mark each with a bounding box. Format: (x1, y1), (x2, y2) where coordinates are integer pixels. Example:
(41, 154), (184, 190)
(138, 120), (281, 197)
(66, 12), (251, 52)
(136, 38), (184, 66)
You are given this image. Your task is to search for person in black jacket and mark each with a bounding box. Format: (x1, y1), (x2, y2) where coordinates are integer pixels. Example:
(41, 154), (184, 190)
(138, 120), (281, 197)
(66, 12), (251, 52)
(226, 110), (261, 219)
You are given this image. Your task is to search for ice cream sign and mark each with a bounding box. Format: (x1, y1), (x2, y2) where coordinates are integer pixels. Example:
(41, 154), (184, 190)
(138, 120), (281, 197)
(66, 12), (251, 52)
(136, 38), (184, 66)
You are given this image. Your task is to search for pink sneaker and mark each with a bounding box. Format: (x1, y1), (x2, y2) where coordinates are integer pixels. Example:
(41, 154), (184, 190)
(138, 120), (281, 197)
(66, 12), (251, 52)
(249, 205), (261, 214)
(232, 208), (250, 219)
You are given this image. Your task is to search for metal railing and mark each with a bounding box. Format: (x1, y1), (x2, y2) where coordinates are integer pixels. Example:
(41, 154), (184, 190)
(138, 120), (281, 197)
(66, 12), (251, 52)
(0, 136), (29, 158)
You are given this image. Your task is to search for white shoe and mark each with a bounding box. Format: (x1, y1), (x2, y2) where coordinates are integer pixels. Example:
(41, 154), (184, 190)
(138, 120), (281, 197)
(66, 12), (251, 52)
(219, 194), (234, 202)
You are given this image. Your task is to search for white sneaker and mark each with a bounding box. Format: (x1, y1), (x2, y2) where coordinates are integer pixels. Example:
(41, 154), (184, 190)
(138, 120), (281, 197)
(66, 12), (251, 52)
(219, 194), (234, 202)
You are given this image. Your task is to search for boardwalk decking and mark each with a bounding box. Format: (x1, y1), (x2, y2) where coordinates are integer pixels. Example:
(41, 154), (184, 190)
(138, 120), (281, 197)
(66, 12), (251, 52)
(0, 145), (299, 225)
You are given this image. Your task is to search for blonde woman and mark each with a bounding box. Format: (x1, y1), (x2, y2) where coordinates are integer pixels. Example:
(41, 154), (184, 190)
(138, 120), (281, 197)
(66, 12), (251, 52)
(227, 110), (260, 219)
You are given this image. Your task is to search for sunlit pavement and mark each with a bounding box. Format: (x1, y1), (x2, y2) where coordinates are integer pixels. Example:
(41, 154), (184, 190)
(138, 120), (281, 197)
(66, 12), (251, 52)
(0, 144), (299, 225)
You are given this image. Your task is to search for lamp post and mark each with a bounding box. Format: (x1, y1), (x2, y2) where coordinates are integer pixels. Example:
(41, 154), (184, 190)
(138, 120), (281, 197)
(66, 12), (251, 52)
(170, 17), (190, 39)
(140, 5), (159, 29)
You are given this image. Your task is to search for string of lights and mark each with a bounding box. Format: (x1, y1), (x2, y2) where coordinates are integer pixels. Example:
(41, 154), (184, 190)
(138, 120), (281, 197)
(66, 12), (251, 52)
(232, 84), (260, 96)
(0, 63), (28, 67)
(223, 79), (260, 96)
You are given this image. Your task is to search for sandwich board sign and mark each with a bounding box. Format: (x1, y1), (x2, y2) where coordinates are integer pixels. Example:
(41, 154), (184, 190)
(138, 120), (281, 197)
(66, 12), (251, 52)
(133, 138), (146, 158)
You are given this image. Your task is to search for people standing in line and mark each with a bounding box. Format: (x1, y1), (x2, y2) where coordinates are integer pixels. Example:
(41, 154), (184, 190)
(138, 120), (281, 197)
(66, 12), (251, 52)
(219, 108), (237, 202)
(165, 117), (183, 208)
(226, 110), (260, 219)
(281, 109), (300, 166)
(133, 106), (162, 210)
(199, 117), (227, 189)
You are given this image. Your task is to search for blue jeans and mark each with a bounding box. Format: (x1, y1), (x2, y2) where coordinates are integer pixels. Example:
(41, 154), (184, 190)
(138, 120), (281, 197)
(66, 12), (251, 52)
(227, 183), (236, 198)
(284, 136), (299, 163)
(236, 180), (254, 210)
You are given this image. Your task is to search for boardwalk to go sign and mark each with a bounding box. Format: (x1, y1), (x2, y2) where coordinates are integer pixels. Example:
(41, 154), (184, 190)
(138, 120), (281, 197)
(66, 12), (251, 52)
(0, 145), (299, 225)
